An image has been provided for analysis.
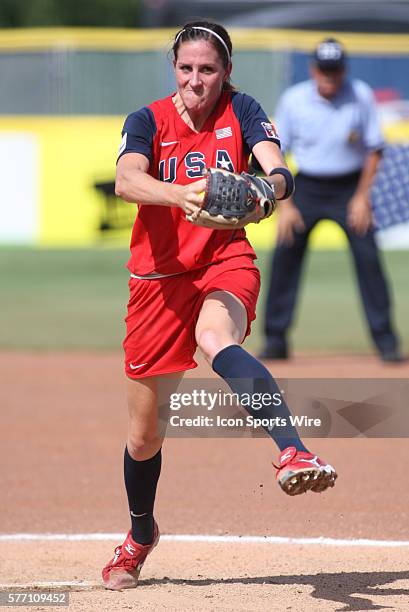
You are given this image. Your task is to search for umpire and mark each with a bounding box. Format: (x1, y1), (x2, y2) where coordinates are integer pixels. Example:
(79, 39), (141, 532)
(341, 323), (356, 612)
(260, 38), (402, 362)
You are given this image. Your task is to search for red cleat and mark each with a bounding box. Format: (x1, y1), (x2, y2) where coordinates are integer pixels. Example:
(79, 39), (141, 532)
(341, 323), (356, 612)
(275, 446), (337, 496)
(102, 522), (160, 590)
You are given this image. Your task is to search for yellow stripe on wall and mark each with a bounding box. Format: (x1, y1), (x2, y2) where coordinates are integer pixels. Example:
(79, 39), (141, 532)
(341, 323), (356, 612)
(0, 116), (125, 245)
(0, 28), (408, 54)
(246, 212), (348, 251)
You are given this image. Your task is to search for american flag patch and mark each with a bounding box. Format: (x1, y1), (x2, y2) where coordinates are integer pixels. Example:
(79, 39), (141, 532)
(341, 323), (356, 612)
(215, 126), (232, 139)
(261, 122), (278, 139)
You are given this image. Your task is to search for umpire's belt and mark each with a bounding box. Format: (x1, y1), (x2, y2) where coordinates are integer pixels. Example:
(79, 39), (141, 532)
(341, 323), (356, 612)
(297, 170), (361, 186)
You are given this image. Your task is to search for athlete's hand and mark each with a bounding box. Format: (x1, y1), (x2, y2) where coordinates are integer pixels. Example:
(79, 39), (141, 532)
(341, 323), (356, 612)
(276, 200), (305, 245)
(177, 179), (207, 216)
(347, 193), (373, 235)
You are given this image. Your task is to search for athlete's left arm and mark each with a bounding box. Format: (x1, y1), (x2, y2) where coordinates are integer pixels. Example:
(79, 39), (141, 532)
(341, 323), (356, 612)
(252, 140), (290, 200)
(233, 92), (294, 200)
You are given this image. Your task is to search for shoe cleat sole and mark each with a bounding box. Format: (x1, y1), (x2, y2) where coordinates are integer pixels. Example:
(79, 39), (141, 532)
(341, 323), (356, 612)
(279, 467), (337, 496)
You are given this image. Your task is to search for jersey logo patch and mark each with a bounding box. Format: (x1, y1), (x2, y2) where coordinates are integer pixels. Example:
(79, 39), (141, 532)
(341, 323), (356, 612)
(119, 133), (127, 154)
(261, 122), (278, 139)
(215, 127), (232, 140)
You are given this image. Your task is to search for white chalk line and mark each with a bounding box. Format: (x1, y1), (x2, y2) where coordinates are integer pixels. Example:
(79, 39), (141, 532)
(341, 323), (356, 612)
(0, 581), (97, 590)
(1, 534), (409, 591)
(1, 533), (409, 547)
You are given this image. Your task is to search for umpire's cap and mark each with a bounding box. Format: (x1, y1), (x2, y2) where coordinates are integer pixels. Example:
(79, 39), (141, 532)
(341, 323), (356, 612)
(313, 38), (346, 71)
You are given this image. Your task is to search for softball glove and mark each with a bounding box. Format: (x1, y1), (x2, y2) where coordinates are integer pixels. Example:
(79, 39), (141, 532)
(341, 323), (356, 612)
(186, 167), (276, 230)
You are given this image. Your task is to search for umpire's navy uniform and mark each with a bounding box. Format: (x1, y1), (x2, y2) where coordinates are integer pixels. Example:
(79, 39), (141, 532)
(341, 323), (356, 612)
(262, 43), (400, 360)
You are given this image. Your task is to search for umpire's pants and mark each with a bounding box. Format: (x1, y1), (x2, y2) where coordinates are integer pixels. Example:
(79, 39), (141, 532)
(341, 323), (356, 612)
(263, 171), (399, 354)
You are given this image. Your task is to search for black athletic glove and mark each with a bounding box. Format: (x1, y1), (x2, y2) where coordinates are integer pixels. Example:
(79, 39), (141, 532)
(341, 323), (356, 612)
(186, 167), (276, 229)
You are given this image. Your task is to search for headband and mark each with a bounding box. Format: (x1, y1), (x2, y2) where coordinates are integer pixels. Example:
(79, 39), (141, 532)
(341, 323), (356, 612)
(174, 26), (231, 62)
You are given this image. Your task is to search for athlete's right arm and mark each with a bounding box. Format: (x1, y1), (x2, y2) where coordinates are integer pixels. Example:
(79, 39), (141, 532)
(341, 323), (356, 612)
(115, 152), (205, 216)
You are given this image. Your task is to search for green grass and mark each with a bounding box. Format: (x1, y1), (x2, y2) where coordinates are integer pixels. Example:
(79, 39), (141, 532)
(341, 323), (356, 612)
(0, 247), (129, 350)
(0, 247), (407, 353)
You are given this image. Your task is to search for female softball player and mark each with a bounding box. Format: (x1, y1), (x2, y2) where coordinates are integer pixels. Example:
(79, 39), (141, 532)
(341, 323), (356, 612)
(102, 20), (337, 590)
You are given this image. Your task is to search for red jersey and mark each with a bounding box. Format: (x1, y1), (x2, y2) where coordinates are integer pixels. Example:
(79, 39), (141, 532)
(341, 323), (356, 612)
(119, 91), (280, 276)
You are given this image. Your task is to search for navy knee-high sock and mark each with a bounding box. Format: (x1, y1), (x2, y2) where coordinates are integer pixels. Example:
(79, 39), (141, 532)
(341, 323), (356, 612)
(212, 345), (308, 453)
(124, 446), (161, 544)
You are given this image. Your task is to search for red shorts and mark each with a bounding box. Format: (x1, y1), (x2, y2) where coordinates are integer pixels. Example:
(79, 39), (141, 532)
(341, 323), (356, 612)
(123, 255), (260, 379)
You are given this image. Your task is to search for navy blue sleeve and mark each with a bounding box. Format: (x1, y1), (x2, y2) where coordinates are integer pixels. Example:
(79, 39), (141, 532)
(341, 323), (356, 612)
(117, 107), (157, 162)
(231, 92), (281, 151)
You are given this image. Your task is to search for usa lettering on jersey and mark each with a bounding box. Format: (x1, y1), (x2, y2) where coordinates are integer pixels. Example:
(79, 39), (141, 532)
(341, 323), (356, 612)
(159, 150), (235, 182)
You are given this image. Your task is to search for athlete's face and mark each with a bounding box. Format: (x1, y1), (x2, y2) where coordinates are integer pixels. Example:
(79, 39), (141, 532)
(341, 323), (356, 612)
(174, 40), (231, 116)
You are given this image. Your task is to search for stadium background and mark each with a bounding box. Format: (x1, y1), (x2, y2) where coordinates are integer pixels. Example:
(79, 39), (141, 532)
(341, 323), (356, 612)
(2, 19), (409, 611)
(1, 27), (408, 354)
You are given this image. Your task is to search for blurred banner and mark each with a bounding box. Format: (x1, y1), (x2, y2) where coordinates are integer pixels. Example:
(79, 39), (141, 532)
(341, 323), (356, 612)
(0, 28), (408, 247)
(372, 146), (409, 229)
